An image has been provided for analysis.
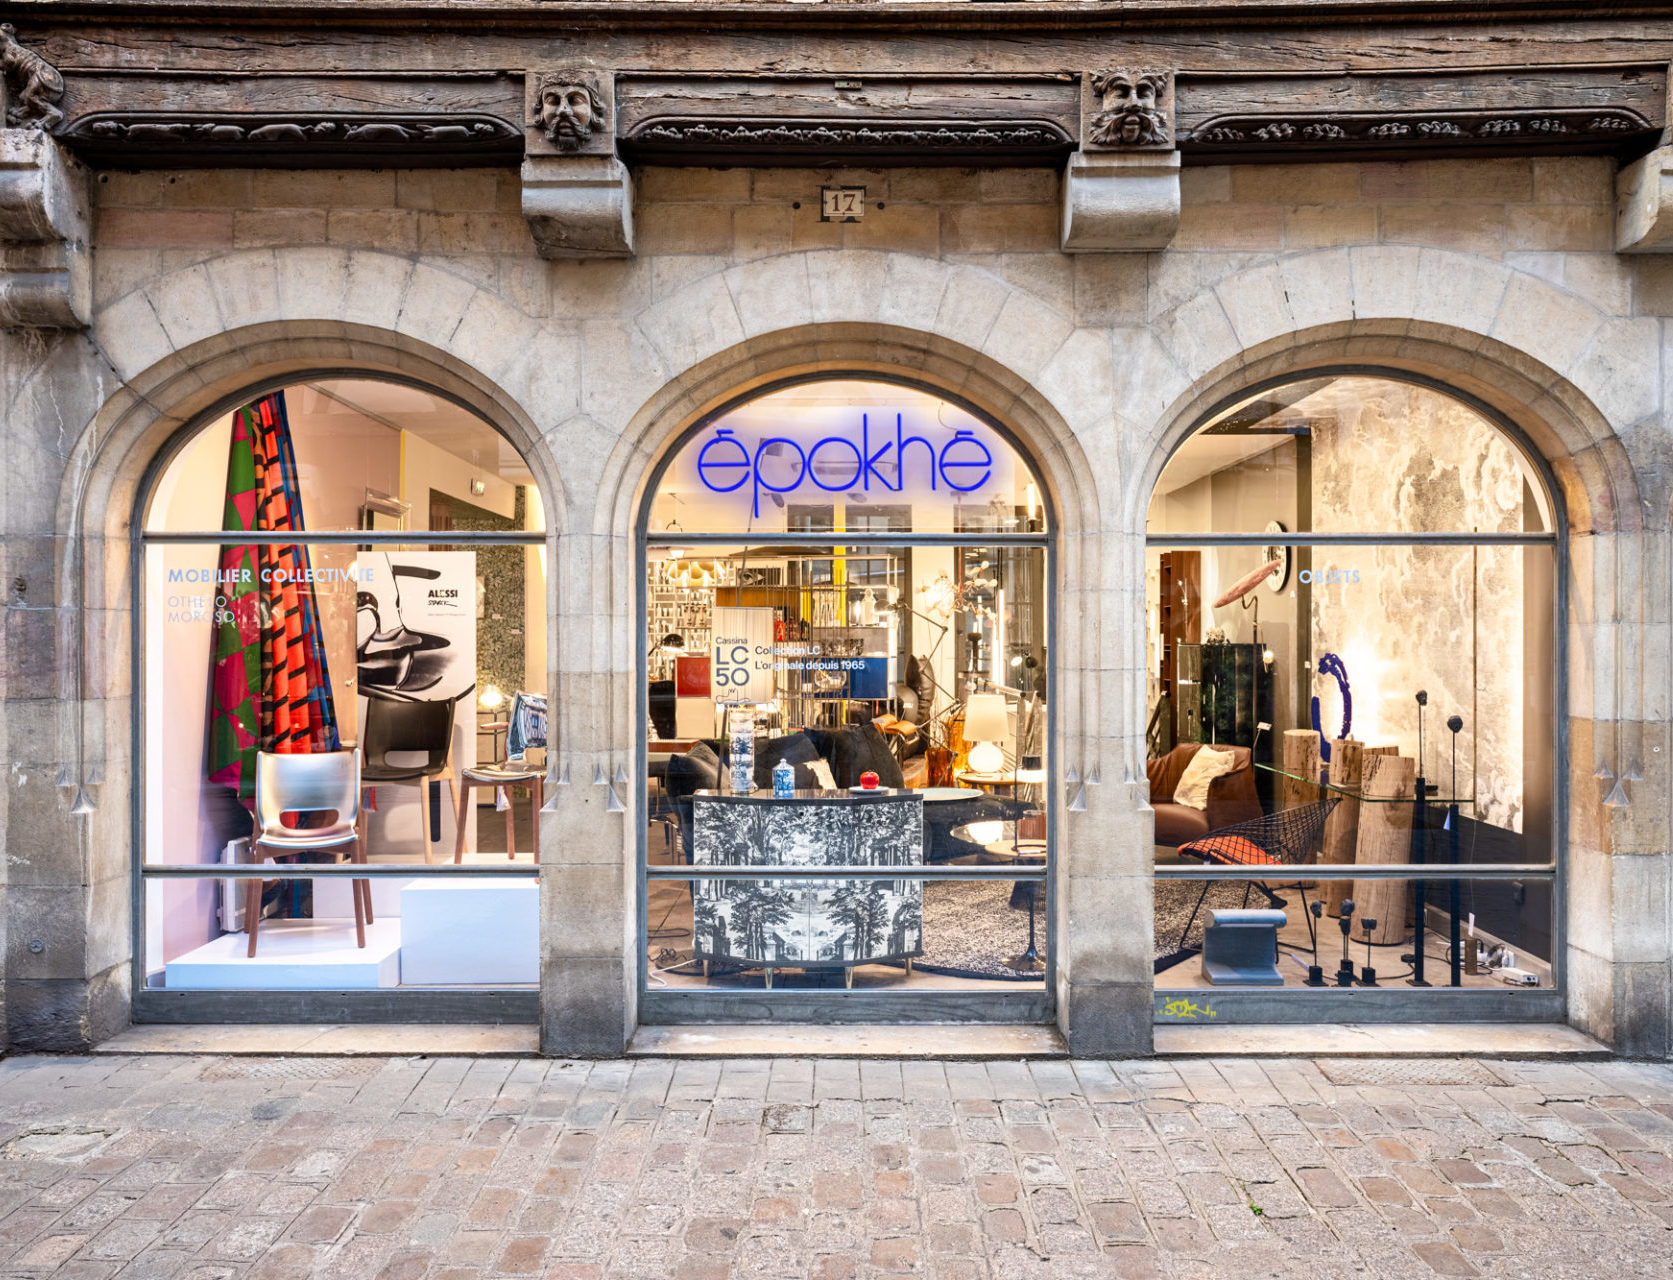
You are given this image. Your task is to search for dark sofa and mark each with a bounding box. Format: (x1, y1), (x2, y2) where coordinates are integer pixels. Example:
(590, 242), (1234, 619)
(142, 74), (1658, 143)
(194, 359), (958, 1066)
(664, 725), (1010, 863)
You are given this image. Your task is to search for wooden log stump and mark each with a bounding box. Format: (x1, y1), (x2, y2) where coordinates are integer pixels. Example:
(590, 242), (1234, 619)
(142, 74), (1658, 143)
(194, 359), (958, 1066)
(1280, 729), (1322, 808)
(1352, 752), (1416, 946)
(1281, 728), (1324, 885)
(1322, 742), (1396, 916)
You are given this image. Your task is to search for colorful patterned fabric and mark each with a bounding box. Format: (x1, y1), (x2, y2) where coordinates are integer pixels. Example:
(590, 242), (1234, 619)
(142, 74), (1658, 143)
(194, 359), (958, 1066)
(207, 392), (340, 801)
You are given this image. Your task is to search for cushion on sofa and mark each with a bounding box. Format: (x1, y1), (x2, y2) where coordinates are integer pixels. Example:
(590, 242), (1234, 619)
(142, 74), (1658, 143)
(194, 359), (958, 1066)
(665, 741), (719, 799)
(807, 723), (905, 789)
(1173, 746), (1237, 810)
(754, 732), (823, 789)
(1146, 742), (1203, 803)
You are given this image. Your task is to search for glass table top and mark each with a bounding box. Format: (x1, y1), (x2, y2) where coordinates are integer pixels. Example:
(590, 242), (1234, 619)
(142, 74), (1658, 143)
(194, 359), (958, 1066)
(1255, 762), (1475, 807)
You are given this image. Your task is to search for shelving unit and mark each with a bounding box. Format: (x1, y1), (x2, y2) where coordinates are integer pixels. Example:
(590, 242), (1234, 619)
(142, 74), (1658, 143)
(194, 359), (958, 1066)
(647, 584), (714, 681)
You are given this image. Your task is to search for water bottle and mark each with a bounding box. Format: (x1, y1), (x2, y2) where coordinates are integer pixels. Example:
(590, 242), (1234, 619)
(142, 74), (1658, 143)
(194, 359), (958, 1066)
(772, 757), (795, 798)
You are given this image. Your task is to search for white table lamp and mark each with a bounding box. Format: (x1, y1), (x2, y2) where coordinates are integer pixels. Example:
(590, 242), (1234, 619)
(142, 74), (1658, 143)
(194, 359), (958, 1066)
(963, 693), (1008, 775)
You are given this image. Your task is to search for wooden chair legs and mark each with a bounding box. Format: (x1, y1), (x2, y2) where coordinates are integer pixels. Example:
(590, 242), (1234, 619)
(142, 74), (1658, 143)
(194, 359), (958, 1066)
(351, 835), (369, 946)
(453, 774), (543, 864)
(244, 846), (368, 956)
(245, 876), (263, 958)
(529, 776), (542, 861)
(453, 776), (472, 863)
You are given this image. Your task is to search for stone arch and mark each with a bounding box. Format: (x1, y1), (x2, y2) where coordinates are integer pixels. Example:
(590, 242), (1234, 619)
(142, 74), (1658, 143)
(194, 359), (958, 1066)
(593, 250), (1116, 534)
(574, 250), (1121, 775)
(1130, 274), (1661, 1052)
(47, 317), (564, 951)
(584, 308), (1124, 1046)
(1128, 246), (1650, 536)
(1129, 256), (1654, 809)
(61, 316), (562, 639)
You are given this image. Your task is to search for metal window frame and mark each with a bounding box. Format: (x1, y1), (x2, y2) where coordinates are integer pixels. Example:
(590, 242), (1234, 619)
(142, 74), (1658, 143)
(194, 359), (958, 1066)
(636, 371), (1057, 1025)
(1146, 365), (1568, 1025)
(130, 369), (551, 1024)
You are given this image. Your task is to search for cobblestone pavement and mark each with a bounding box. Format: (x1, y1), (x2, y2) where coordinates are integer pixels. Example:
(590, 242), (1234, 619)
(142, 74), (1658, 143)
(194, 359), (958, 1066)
(1, 1054), (1672, 1279)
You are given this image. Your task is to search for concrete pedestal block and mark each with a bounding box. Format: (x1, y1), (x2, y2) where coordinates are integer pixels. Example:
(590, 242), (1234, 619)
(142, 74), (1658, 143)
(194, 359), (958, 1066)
(165, 920), (401, 990)
(1060, 150), (1181, 253)
(522, 154), (634, 259)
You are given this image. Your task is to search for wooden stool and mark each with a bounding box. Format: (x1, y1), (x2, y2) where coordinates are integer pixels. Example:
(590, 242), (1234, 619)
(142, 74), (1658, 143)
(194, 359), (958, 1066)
(454, 765), (544, 862)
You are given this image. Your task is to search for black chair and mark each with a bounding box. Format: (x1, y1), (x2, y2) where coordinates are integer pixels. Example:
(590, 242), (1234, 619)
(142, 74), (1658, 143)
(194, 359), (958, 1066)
(1174, 797), (1341, 954)
(361, 696), (458, 864)
(648, 679), (677, 740)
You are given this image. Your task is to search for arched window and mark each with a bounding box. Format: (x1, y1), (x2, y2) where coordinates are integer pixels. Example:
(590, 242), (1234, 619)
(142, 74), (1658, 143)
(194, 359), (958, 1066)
(1146, 372), (1560, 1013)
(639, 377), (1054, 1017)
(138, 378), (547, 1014)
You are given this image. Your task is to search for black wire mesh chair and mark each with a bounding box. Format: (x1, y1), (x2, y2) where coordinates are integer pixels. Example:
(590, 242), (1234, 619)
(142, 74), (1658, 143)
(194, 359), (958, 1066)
(1173, 796), (1341, 954)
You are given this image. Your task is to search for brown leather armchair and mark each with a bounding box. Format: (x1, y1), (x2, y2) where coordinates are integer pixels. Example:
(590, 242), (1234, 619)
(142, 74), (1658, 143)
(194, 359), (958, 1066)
(1146, 743), (1263, 847)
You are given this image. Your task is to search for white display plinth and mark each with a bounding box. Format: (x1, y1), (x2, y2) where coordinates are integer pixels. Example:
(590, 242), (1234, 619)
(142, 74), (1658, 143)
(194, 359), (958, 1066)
(165, 919), (400, 989)
(400, 878), (538, 985)
(315, 875), (414, 919)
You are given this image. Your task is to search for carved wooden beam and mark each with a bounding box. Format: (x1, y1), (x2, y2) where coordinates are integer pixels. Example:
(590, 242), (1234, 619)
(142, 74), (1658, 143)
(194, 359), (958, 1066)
(23, 40), (1669, 173)
(60, 111), (522, 166)
(43, 60), (526, 167)
(1175, 65), (1666, 159)
(614, 75), (1077, 167)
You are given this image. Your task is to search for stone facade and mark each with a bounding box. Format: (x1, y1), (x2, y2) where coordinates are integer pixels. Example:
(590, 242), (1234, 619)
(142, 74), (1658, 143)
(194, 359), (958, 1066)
(2, 136), (1669, 1056)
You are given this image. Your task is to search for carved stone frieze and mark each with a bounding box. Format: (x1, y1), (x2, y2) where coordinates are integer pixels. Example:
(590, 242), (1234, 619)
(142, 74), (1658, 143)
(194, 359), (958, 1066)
(0, 25), (65, 132)
(622, 116), (1073, 164)
(1084, 69), (1173, 150)
(59, 112), (522, 164)
(529, 72), (611, 152)
(1187, 106), (1655, 150)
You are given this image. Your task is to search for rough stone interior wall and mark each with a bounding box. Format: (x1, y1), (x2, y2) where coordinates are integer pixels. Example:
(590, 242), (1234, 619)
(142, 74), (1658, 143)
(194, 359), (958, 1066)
(1309, 379), (1533, 831)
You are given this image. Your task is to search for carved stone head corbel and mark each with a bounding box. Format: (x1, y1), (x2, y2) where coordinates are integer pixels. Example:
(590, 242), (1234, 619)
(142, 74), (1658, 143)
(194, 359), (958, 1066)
(529, 71), (610, 152)
(1085, 69), (1173, 150)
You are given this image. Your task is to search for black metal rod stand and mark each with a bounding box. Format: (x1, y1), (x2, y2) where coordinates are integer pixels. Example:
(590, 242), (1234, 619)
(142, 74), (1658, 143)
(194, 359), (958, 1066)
(1448, 804), (1462, 987)
(1007, 882), (1044, 973)
(1408, 776), (1431, 986)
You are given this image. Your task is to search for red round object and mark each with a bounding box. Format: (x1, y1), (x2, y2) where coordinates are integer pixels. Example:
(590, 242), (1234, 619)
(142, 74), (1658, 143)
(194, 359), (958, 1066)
(860, 771), (879, 790)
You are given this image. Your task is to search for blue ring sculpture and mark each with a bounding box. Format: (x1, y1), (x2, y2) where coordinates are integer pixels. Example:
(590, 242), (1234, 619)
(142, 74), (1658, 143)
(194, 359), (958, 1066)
(1310, 651), (1352, 763)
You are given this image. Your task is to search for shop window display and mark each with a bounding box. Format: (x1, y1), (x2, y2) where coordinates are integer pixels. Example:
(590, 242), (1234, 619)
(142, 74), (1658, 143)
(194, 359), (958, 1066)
(140, 379), (547, 993)
(642, 380), (1052, 999)
(1146, 374), (1559, 1005)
